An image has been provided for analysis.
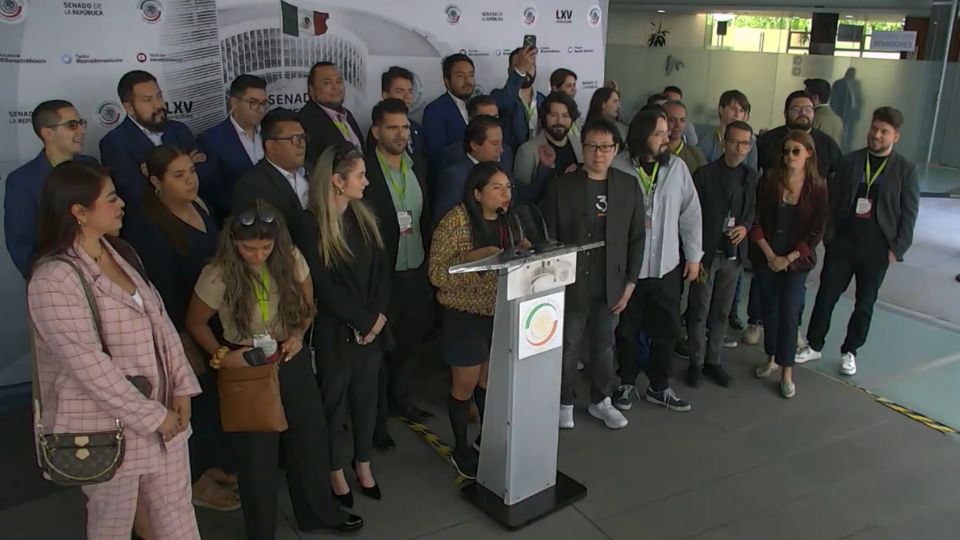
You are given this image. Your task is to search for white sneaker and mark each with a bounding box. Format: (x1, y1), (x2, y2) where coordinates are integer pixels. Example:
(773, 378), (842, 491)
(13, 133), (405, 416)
(587, 398), (628, 429)
(840, 353), (857, 376)
(795, 345), (822, 364)
(742, 324), (762, 345)
(559, 404), (575, 429)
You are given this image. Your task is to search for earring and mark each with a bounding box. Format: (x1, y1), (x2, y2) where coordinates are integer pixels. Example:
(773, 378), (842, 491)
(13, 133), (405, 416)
(336, 187), (345, 196)
(155, 187), (161, 196)
(78, 219), (86, 227)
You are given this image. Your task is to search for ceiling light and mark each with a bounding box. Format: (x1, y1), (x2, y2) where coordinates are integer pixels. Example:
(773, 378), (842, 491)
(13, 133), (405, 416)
(713, 13), (735, 22)
(657, 9), (666, 14)
(844, 15), (853, 19)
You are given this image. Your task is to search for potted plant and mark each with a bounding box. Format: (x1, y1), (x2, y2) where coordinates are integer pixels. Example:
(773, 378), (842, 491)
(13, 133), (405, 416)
(648, 21), (670, 47)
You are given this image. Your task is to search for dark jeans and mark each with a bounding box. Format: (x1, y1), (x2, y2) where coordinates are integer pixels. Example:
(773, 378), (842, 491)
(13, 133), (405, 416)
(616, 264), (683, 391)
(377, 267), (433, 427)
(189, 368), (236, 482)
(561, 296), (618, 405)
(747, 268), (807, 325)
(807, 239), (890, 356)
(753, 266), (808, 367)
(231, 348), (347, 540)
(686, 258), (740, 367)
(319, 338), (382, 469)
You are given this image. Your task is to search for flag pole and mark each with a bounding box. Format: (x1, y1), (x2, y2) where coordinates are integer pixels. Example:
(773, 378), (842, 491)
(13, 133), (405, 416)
(278, 1), (286, 80)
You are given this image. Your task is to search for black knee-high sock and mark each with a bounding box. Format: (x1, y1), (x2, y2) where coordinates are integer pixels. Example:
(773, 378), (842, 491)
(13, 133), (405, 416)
(473, 386), (486, 424)
(447, 395), (471, 451)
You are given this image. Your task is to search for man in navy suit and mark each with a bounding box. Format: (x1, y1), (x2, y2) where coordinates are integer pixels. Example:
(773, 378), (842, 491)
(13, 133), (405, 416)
(99, 70), (204, 216)
(299, 61), (365, 168)
(4, 100), (97, 278)
(438, 95), (513, 171)
(491, 46), (545, 157)
(422, 53), (475, 170)
(198, 74), (268, 223)
(365, 67), (425, 161)
(433, 115), (505, 222)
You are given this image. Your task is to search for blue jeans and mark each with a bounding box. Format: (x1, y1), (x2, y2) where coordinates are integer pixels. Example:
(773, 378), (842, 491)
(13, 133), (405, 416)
(747, 269), (807, 326)
(753, 266), (808, 367)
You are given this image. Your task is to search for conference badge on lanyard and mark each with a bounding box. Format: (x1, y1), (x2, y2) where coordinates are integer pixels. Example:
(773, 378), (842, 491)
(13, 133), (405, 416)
(253, 269), (278, 356)
(857, 157), (887, 219)
(638, 162), (660, 229)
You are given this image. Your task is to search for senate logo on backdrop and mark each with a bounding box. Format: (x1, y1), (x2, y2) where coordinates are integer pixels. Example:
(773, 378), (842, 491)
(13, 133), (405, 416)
(0, 0), (27, 23)
(444, 5), (460, 26)
(588, 5), (602, 28)
(139, 0), (162, 24)
(521, 6), (537, 27)
(95, 101), (124, 128)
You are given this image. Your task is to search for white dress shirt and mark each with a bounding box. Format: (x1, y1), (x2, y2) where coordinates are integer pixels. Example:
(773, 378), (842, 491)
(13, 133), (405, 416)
(267, 159), (309, 209)
(230, 115), (263, 165)
(132, 118), (164, 146)
(448, 91), (469, 124)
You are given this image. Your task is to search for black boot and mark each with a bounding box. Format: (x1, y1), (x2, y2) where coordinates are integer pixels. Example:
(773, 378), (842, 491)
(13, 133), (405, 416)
(447, 395), (477, 479)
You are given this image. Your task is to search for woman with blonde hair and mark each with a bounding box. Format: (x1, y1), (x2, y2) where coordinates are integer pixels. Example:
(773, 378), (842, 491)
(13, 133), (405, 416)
(309, 143), (391, 506)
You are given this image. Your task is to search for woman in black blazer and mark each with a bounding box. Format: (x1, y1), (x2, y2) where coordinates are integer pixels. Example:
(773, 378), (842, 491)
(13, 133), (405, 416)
(309, 143), (391, 506)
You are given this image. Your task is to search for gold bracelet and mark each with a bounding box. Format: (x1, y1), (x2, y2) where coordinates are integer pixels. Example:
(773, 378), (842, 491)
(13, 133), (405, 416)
(209, 346), (229, 370)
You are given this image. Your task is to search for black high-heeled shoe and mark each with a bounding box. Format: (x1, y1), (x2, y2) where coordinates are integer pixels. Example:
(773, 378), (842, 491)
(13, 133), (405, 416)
(351, 459), (381, 500)
(331, 487), (354, 508)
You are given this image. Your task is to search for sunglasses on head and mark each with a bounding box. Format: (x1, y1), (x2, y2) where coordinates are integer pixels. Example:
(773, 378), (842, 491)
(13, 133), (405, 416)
(781, 147), (804, 157)
(236, 207), (277, 228)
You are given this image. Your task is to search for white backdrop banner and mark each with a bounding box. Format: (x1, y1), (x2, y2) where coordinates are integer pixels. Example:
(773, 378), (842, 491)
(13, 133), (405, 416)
(0, 0), (608, 387)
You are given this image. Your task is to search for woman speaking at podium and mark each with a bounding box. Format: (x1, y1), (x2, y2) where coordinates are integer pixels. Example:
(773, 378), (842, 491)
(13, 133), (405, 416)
(429, 161), (526, 480)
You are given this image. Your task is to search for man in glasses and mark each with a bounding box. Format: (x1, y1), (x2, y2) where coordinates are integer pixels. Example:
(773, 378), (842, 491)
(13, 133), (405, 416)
(100, 70), (205, 215)
(797, 107), (919, 377)
(542, 119), (644, 430)
(512, 91), (582, 206)
(676, 121), (759, 388)
(4, 99), (97, 278)
(198, 74), (269, 223)
(663, 100), (706, 174)
(612, 108), (702, 413)
(756, 90), (841, 179)
(300, 61), (364, 169)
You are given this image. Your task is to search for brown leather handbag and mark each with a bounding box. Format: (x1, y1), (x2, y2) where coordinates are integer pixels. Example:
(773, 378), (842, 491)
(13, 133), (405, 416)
(217, 364), (288, 432)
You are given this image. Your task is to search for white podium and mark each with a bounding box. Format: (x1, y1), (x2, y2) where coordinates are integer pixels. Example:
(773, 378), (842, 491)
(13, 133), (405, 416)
(449, 241), (602, 529)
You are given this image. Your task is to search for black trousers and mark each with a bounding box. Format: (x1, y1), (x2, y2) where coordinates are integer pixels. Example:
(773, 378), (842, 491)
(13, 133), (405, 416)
(754, 266), (807, 367)
(318, 337), (381, 469)
(616, 264), (683, 391)
(377, 267), (433, 426)
(231, 348), (347, 540)
(807, 237), (890, 356)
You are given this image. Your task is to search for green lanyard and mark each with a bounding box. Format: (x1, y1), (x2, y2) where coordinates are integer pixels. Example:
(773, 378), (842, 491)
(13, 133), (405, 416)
(673, 141), (685, 156)
(254, 268), (270, 325)
(332, 118), (351, 140)
(377, 150), (408, 207)
(520, 93), (536, 122)
(864, 157), (888, 196)
(637, 162), (660, 197)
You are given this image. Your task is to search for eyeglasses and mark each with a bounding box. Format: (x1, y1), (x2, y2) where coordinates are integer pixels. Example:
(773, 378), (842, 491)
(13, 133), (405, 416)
(583, 143), (617, 154)
(239, 98), (269, 111)
(788, 106), (814, 115)
(47, 119), (88, 130)
(237, 207), (277, 227)
(781, 147), (804, 157)
(270, 133), (309, 146)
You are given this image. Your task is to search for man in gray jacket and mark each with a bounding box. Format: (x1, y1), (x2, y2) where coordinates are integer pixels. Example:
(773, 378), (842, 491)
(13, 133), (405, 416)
(612, 108), (703, 413)
(512, 92), (583, 205)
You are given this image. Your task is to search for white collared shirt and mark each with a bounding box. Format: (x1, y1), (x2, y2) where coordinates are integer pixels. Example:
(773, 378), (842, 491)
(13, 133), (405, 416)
(230, 115), (263, 165)
(520, 90), (538, 139)
(267, 159), (309, 209)
(448, 91), (469, 124)
(467, 153), (479, 165)
(132, 118), (164, 147)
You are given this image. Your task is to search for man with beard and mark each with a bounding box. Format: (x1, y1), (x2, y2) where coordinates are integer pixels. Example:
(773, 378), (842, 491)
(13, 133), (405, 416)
(5, 99), (98, 278)
(663, 100), (707, 174)
(611, 108), (702, 413)
(796, 107), (919, 377)
(198, 74), (269, 224)
(756, 90), (841, 178)
(299, 61), (365, 166)
(364, 67), (425, 160)
(512, 92), (583, 205)
(492, 46), (546, 157)
(363, 99), (434, 450)
(100, 70), (205, 216)
(423, 53), (475, 171)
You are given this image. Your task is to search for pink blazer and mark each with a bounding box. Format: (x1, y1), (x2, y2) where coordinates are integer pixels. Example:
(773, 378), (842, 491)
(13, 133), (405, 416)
(27, 239), (201, 476)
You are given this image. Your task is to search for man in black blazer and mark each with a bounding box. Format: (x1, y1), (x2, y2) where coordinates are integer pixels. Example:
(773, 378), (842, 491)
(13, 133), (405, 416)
(797, 107), (920, 377)
(543, 119), (644, 431)
(363, 99), (434, 448)
(300, 61), (365, 169)
(364, 67), (425, 161)
(678, 121), (758, 389)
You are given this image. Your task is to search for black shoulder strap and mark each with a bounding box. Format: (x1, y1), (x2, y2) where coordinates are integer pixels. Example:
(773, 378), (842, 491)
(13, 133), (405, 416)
(104, 236), (148, 284)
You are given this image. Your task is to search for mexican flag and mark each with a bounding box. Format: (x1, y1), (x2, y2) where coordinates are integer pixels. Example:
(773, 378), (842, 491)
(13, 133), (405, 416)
(281, 1), (328, 37)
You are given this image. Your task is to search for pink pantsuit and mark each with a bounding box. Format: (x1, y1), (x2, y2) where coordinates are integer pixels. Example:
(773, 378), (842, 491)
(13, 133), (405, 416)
(28, 240), (202, 539)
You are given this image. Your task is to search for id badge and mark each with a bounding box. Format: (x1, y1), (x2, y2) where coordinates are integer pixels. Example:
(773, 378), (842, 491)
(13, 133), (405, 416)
(855, 197), (872, 219)
(644, 204), (653, 230)
(397, 210), (413, 235)
(725, 216), (736, 229)
(252, 333), (278, 357)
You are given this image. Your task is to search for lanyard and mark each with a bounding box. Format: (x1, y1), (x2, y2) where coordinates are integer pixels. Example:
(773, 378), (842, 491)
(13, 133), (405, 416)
(254, 268), (270, 325)
(332, 117), (351, 140)
(637, 162), (660, 197)
(864, 157), (888, 196)
(377, 150), (408, 206)
(673, 141), (684, 156)
(520, 92), (536, 122)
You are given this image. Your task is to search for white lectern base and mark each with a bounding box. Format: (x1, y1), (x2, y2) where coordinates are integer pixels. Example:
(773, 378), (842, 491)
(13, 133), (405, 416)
(461, 472), (587, 530)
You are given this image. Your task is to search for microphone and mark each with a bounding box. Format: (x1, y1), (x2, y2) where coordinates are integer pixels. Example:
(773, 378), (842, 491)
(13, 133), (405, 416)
(496, 207), (521, 256)
(524, 204), (561, 250)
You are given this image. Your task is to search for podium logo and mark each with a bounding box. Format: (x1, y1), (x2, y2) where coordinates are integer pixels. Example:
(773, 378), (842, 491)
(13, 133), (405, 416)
(521, 6), (536, 27)
(139, 0), (162, 24)
(0, 0), (26, 24)
(587, 6), (602, 28)
(523, 301), (559, 347)
(444, 5), (460, 26)
(95, 101), (123, 127)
